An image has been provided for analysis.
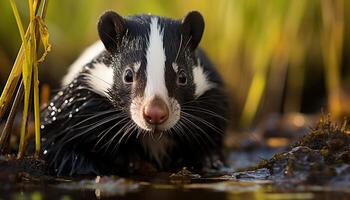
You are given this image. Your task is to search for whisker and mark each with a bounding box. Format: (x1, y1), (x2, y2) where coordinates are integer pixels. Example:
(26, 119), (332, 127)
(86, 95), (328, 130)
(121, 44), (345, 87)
(74, 113), (127, 131)
(124, 124), (138, 144)
(183, 35), (192, 51)
(181, 94), (226, 106)
(177, 119), (208, 154)
(174, 34), (183, 62)
(136, 127), (143, 139)
(181, 107), (228, 121)
(94, 117), (130, 150)
(102, 120), (133, 153)
(111, 121), (136, 154)
(182, 107), (228, 121)
(179, 115), (216, 148)
(157, 131), (164, 141)
(181, 112), (224, 135)
(82, 72), (114, 88)
(69, 109), (120, 129)
(150, 129), (156, 142)
(100, 29), (122, 52)
(176, 121), (194, 145)
(62, 115), (121, 144)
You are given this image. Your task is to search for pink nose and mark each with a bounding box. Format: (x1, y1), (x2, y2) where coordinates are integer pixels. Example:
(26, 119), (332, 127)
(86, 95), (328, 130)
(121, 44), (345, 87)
(143, 97), (169, 125)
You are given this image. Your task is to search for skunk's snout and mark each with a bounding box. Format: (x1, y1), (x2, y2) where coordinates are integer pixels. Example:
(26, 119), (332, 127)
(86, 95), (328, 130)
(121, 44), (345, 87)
(143, 96), (169, 125)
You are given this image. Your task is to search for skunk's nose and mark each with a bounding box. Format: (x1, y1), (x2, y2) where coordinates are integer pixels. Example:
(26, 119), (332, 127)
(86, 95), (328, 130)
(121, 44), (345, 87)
(143, 97), (169, 125)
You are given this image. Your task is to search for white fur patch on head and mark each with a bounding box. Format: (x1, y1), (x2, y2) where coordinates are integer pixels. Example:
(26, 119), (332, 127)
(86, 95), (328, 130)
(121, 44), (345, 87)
(85, 63), (114, 98)
(193, 59), (214, 97)
(130, 18), (180, 133)
(144, 17), (168, 100)
(62, 41), (105, 86)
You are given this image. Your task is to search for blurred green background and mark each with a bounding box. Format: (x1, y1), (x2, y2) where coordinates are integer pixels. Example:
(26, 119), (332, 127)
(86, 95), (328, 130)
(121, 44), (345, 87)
(0, 0), (349, 129)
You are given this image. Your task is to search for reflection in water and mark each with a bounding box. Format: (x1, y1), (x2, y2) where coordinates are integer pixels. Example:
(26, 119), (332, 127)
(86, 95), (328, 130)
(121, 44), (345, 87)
(4, 178), (350, 200)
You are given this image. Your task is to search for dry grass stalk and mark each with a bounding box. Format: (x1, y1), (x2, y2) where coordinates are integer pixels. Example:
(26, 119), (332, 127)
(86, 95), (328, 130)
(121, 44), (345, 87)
(0, 0), (51, 158)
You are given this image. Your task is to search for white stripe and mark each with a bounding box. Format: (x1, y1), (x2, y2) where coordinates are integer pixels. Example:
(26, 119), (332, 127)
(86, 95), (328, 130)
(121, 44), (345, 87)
(193, 59), (214, 97)
(85, 63), (114, 97)
(144, 18), (168, 100)
(62, 41), (105, 86)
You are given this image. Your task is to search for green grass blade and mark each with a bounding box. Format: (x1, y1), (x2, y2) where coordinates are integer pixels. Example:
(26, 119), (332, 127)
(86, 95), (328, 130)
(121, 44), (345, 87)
(33, 62), (40, 157)
(9, 0), (26, 43)
(17, 62), (32, 158)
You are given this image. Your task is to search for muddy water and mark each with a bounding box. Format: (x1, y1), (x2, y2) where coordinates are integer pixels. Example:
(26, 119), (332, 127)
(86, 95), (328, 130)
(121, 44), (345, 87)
(1, 174), (349, 200)
(1, 115), (349, 200)
(1, 156), (349, 200)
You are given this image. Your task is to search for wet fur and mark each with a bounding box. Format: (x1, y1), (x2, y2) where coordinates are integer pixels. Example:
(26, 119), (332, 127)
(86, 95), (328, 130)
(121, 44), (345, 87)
(41, 13), (229, 176)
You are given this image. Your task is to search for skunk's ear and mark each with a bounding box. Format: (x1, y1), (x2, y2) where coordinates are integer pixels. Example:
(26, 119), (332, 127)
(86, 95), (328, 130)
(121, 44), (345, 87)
(181, 11), (205, 50)
(98, 11), (126, 52)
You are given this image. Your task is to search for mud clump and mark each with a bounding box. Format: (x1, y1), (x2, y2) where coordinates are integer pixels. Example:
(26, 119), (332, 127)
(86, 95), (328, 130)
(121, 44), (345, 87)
(258, 116), (350, 184)
(0, 155), (48, 183)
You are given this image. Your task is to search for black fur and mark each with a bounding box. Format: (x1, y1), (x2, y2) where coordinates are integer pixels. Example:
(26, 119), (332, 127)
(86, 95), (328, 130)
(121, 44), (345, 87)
(41, 11), (229, 176)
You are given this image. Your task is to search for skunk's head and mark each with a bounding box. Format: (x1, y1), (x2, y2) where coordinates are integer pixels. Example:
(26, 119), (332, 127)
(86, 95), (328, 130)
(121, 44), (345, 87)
(96, 11), (213, 132)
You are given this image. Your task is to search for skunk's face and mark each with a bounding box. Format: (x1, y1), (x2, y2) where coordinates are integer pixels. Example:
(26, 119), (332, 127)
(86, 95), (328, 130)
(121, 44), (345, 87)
(97, 11), (211, 132)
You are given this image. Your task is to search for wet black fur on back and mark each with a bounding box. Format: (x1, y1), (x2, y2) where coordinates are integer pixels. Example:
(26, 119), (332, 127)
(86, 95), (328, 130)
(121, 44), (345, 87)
(40, 12), (229, 176)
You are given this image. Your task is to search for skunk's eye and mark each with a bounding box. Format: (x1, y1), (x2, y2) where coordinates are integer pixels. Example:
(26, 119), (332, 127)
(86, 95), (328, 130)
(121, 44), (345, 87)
(123, 68), (134, 83)
(177, 70), (187, 86)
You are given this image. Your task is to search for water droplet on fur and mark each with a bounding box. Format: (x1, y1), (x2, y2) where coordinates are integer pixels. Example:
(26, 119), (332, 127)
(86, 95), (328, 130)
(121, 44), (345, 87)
(43, 150), (48, 155)
(69, 113), (73, 118)
(40, 125), (45, 129)
(75, 108), (79, 112)
(64, 100), (68, 104)
(52, 117), (57, 121)
(58, 91), (63, 96)
(49, 102), (54, 106)
(69, 98), (74, 102)
(69, 84), (74, 88)
(50, 111), (56, 116)
(57, 109), (61, 113)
